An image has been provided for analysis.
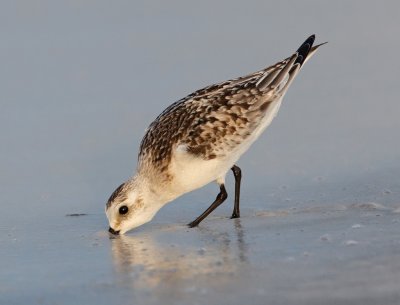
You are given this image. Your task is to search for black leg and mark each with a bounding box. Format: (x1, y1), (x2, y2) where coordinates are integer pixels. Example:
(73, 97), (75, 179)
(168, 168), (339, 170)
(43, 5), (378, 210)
(188, 184), (228, 228)
(231, 165), (241, 219)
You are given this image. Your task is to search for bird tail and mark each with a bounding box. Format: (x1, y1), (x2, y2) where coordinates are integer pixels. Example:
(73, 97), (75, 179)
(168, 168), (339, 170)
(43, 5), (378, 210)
(303, 41), (328, 65)
(256, 35), (326, 92)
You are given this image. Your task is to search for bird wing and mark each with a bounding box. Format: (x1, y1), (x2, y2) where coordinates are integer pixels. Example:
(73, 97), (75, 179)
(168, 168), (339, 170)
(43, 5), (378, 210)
(139, 35), (323, 167)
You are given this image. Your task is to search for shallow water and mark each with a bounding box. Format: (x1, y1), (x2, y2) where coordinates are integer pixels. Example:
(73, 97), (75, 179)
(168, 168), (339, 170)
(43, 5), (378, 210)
(1, 1), (400, 304)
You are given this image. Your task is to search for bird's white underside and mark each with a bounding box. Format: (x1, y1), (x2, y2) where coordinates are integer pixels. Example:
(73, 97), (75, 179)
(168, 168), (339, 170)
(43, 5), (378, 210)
(170, 97), (283, 196)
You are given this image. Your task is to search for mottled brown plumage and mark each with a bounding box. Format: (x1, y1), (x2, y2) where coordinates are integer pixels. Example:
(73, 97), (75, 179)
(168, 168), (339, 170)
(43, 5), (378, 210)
(139, 56), (292, 169)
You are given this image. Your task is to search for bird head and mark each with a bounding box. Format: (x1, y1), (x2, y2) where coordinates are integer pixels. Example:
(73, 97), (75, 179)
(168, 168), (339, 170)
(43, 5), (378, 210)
(105, 179), (159, 234)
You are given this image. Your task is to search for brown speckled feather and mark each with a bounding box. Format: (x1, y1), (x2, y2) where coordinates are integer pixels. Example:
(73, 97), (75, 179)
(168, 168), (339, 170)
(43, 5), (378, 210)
(137, 36), (327, 175)
(138, 56), (296, 168)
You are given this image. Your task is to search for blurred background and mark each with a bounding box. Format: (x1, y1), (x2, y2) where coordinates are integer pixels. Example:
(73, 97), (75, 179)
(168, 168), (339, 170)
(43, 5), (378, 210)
(1, 1), (399, 305)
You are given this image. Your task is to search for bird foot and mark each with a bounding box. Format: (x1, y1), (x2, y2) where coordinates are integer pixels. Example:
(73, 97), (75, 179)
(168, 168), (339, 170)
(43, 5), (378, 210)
(187, 221), (199, 228)
(230, 213), (240, 219)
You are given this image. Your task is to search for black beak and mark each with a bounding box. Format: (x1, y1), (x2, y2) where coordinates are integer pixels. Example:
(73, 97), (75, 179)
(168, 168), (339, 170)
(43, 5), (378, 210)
(108, 227), (120, 235)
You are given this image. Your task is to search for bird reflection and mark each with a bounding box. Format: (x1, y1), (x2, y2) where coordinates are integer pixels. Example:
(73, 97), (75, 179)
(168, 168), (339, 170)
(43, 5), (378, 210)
(109, 219), (249, 292)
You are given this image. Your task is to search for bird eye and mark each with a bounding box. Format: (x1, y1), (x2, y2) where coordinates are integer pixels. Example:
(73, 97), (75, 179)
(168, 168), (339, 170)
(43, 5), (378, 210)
(119, 205), (129, 215)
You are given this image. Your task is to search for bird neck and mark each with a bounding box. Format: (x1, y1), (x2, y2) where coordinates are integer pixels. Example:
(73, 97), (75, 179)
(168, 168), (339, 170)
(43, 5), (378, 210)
(128, 173), (175, 209)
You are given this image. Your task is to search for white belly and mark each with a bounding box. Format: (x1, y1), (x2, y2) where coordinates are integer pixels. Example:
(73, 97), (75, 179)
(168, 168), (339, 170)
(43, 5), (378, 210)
(169, 152), (226, 195)
(169, 97), (283, 196)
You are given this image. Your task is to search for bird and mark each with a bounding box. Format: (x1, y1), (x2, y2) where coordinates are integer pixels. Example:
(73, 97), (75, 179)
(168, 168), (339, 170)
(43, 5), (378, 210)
(106, 34), (325, 235)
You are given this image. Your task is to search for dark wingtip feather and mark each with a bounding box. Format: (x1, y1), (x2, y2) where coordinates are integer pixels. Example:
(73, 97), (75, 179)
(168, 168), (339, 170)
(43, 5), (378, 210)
(295, 35), (316, 66)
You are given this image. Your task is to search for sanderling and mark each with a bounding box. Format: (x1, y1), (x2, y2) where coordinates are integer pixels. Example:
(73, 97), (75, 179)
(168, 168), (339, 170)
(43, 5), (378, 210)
(106, 35), (325, 234)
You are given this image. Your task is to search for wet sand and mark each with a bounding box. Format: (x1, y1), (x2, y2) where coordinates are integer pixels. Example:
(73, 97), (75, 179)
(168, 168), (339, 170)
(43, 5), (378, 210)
(2, 184), (400, 305)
